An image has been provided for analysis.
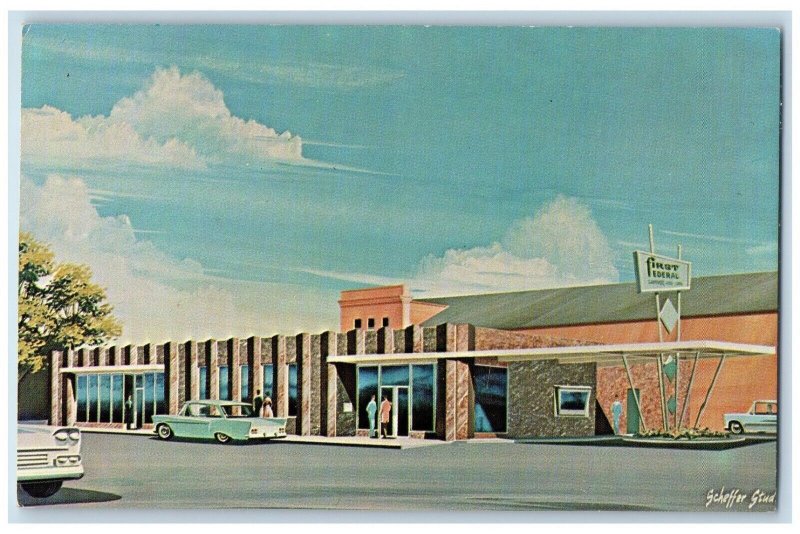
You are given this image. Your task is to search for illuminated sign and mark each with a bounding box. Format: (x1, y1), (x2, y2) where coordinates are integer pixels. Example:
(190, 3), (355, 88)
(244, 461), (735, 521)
(633, 251), (691, 293)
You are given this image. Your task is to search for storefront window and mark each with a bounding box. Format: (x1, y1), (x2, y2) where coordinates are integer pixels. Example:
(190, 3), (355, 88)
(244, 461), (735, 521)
(219, 366), (230, 400)
(381, 365), (409, 386)
(262, 364), (273, 398)
(411, 365), (434, 432)
(554, 386), (592, 417)
(288, 364), (298, 416)
(155, 372), (166, 418)
(357, 366), (378, 430)
(76, 375), (87, 421)
(144, 373), (155, 423)
(112, 374), (123, 422)
(99, 375), (111, 422)
(88, 375), (98, 421)
(199, 367), (208, 399)
(474, 366), (507, 432)
(241, 365), (250, 400)
(74, 372), (163, 424)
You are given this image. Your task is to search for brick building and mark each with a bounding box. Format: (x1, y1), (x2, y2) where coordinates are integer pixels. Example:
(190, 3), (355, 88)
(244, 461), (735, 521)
(46, 271), (778, 440)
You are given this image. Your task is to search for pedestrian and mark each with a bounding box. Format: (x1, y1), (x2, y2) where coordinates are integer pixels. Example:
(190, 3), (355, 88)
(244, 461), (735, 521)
(366, 394), (377, 438)
(125, 395), (133, 430)
(262, 397), (274, 418)
(611, 395), (623, 435)
(379, 395), (392, 439)
(252, 389), (263, 417)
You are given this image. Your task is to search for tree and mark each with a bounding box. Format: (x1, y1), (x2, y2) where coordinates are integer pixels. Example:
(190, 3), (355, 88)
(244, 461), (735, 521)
(18, 232), (122, 383)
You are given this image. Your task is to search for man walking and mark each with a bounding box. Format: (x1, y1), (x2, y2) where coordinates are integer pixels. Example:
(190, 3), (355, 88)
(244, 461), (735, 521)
(611, 395), (623, 435)
(366, 394), (378, 438)
(380, 395), (392, 439)
(252, 389), (263, 417)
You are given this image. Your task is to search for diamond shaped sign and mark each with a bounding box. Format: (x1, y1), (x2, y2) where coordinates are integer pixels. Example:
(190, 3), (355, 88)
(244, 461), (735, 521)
(660, 298), (679, 333)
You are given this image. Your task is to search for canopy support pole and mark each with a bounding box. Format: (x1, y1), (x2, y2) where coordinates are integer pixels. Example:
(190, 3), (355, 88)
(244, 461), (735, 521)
(693, 353), (727, 428)
(622, 354), (648, 433)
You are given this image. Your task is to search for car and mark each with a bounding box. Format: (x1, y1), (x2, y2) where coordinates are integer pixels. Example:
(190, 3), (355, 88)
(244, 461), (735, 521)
(152, 400), (288, 443)
(723, 400), (778, 434)
(17, 423), (84, 498)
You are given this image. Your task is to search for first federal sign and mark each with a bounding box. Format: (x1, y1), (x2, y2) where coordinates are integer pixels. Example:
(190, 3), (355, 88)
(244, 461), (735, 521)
(633, 251), (691, 293)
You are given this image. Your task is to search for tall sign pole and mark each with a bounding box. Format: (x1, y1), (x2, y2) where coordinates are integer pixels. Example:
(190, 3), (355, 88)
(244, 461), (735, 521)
(633, 225), (692, 432)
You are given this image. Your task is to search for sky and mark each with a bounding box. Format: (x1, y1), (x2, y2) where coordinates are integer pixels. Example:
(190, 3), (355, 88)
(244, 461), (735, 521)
(17, 25), (780, 343)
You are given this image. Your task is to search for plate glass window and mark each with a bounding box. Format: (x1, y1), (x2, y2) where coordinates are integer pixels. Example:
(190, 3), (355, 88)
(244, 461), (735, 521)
(474, 366), (507, 432)
(555, 386), (592, 417)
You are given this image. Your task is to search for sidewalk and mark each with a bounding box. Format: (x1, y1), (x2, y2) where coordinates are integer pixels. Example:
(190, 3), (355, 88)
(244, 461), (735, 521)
(78, 427), (448, 449)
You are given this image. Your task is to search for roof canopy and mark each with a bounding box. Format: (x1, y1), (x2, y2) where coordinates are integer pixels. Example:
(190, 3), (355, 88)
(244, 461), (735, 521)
(327, 340), (775, 367)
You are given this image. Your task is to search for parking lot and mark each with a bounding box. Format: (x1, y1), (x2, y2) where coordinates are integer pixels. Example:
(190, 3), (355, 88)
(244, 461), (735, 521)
(17, 433), (778, 513)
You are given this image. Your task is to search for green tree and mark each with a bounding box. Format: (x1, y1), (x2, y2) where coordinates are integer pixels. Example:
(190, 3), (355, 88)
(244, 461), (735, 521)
(18, 232), (122, 383)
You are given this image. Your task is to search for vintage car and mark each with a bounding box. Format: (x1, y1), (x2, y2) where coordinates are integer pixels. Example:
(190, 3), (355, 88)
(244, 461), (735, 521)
(152, 400), (287, 443)
(17, 423), (84, 498)
(723, 400), (778, 434)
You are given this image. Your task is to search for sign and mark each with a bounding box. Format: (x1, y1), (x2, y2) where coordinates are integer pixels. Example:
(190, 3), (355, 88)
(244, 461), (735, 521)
(633, 251), (691, 293)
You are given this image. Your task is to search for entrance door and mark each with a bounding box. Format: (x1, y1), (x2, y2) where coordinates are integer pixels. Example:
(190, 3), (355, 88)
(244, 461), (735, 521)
(380, 386), (409, 437)
(627, 388), (642, 434)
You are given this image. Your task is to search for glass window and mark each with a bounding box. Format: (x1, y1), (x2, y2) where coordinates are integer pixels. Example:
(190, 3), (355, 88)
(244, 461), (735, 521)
(88, 374), (98, 422)
(288, 364), (298, 416)
(112, 374), (123, 423)
(357, 366), (378, 430)
(99, 374), (111, 422)
(155, 373), (165, 416)
(411, 365), (435, 431)
(555, 386), (592, 417)
(219, 366), (230, 400)
(367, 318), (375, 329)
(354, 319), (362, 329)
(241, 365), (250, 400)
(381, 365), (409, 386)
(199, 367), (208, 399)
(262, 364), (273, 399)
(144, 373), (155, 424)
(382, 317), (390, 327)
(76, 375), (87, 422)
(474, 366), (508, 432)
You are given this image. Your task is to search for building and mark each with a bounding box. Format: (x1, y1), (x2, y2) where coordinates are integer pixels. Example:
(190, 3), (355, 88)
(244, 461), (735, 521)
(44, 271), (777, 440)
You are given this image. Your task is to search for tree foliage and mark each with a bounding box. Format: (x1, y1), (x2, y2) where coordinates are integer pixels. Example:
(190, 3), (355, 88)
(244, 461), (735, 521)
(18, 232), (122, 382)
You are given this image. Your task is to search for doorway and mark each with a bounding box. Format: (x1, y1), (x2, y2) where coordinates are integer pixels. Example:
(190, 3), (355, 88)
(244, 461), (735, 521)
(380, 386), (409, 437)
(123, 374), (145, 429)
(626, 388), (642, 434)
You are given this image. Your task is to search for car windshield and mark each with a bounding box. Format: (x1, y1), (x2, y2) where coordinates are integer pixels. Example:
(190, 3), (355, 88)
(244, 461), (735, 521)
(221, 404), (255, 417)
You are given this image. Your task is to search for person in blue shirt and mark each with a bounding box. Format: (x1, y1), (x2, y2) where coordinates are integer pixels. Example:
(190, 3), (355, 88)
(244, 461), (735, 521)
(366, 395), (377, 438)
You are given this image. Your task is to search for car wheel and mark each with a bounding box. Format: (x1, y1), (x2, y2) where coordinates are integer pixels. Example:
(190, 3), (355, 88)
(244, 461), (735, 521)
(729, 421), (744, 434)
(156, 424), (173, 440)
(20, 481), (62, 498)
(214, 432), (231, 444)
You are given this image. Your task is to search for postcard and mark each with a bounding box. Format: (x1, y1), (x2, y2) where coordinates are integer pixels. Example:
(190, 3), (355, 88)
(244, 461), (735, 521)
(15, 23), (780, 513)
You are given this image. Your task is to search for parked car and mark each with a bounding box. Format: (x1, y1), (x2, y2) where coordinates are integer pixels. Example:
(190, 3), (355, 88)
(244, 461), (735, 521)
(152, 400), (288, 443)
(723, 400), (777, 434)
(17, 423), (84, 498)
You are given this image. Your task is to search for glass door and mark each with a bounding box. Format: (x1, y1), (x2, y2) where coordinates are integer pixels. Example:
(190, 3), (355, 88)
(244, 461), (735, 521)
(380, 386), (409, 437)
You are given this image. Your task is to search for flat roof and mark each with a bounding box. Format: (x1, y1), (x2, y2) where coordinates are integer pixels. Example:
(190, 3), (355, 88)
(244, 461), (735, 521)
(326, 340), (775, 367)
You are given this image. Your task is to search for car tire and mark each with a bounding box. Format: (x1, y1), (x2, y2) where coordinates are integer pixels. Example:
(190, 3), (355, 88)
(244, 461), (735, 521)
(156, 424), (173, 440)
(729, 421), (744, 434)
(20, 481), (62, 498)
(214, 432), (231, 444)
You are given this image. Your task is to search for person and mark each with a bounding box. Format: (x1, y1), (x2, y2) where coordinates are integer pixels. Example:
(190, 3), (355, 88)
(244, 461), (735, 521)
(366, 395), (378, 438)
(379, 395), (392, 439)
(125, 395), (133, 430)
(252, 389), (263, 416)
(262, 397), (274, 418)
(611, 395), (623, 435)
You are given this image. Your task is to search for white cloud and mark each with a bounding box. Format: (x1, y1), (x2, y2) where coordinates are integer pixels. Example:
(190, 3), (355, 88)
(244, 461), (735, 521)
(21, 67), (303, 172)
(20, 175), (336, 344)
(21, 105), (204, 170)
(412, 196), (619, 295)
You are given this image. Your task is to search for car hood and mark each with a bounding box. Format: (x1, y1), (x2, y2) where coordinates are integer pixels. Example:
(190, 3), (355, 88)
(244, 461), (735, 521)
(17, 424), (63, 449)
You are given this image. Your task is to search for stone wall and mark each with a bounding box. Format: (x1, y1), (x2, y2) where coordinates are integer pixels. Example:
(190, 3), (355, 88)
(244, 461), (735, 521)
(507, 360), (596, 438)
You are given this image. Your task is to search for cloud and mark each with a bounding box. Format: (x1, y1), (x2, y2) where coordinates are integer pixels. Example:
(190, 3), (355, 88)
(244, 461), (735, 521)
(22, 67), (303, 172)
(20, 175), (337, 344)
(412, 196), (619, 295)
(21, 105), (204, 170)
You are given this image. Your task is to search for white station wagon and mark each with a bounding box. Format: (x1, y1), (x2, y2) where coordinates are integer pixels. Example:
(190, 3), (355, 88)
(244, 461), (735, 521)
(723, 400), (778, 435)
(17, 424), (84, 498)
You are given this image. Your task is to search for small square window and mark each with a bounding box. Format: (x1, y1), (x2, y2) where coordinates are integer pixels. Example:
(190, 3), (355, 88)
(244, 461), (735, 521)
(367, 318), (375, 329)
(382, 317), (390, 327)
(554, 386), (592, 417)
(354, 319), (362, 329)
